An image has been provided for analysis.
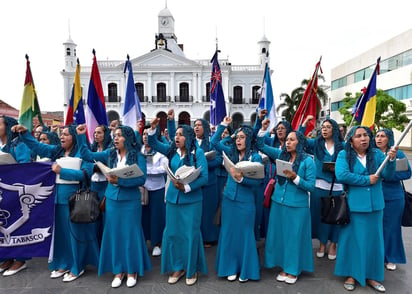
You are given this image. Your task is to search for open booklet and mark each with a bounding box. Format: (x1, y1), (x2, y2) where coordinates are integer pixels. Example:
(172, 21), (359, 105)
(95, 161), (144, 179)
(0, 152), (17, 165)
(275, 159), (293, 178)
(222, 151), (264, 179)
(163, 162), (201, 185)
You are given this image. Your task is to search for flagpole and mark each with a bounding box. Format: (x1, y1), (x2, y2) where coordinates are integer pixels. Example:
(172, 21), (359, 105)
(375, 120), (412, 176)
(25, 54), (43, 126)
(345, 92), (366, 140)
(297, 56), (322, 127)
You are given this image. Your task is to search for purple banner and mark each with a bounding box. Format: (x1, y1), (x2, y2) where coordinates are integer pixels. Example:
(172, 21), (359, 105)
(0, 162), (55, 258)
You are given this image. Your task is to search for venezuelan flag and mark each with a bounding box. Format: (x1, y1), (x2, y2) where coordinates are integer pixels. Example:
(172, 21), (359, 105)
(65, 59), (85, 125)
(19, 55), (43, 131)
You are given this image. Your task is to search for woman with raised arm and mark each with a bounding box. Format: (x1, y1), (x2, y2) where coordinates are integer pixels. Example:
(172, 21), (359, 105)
(0, 116), (31, 276)
(194, 118), (222, 248)
(12, 123), (97, 282)
(256, 120), (316, 285)
(374, 128), (411, 272)
(76, 124), (150, 288)
(300, 115), (344, 260)
(334, 126), (397, 292)
(211, 116), (262, 282)
(147, 109), (208, 286)
(253, 109), (292, 238)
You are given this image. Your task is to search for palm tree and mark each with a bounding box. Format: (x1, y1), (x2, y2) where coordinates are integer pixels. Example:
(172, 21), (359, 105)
(277, 75), (328, 122)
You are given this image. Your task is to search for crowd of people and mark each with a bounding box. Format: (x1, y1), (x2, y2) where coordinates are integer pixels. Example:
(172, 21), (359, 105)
(0, 109), (410, 292)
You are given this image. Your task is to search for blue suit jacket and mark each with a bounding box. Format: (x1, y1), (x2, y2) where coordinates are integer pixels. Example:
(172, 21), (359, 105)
(335, 148), (395, 212)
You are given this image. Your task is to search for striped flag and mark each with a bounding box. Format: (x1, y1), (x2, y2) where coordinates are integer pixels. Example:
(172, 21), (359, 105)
(65, 59), (85, 125)
(19, 55), (43, 131)
(352, 57), (380, 130)
(85, 49), (108, 142)
(257, 63), (277, 130)
(122, 55), (142, 129)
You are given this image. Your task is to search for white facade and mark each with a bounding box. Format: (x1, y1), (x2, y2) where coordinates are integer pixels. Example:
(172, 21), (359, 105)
(330, 28), (412, 147)
(61, 6), (269, 130)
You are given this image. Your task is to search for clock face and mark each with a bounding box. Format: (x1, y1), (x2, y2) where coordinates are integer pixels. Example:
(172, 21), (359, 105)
(161, 18), (169, 26)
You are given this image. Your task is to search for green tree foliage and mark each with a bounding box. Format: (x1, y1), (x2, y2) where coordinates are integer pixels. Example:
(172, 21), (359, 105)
(338, 90), (409, 132)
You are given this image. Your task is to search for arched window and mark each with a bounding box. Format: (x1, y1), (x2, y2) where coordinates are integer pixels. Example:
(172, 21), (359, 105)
(157, 83), (166, 102)
(135, 82), (145, 102)
(252, 85), (261, 104)
(66, 48), (71, 56)
(179, 82), (189, 102)
(232, 112), (244, 130)
(250, 112), (257, 126)
(156, 111), (168, 131)
(108, 83), (118, 102)
(233, 86), (243, 104)
(205, 82), (211, 102)
(203, 110), (210, 122)
(178, 111), (191, 126)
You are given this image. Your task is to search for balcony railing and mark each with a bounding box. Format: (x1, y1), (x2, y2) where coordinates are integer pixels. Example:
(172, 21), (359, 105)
(138, 96), (149, 103)
(175, 95), (193, 103)
(105, 96), (121, 103)
(152, 96), (171, 103)
(229, 97), (245, 104)
(202, 95), (210, 102)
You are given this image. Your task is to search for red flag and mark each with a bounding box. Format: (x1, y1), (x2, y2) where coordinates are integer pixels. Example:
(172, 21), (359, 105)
(291, 59), (322, 136)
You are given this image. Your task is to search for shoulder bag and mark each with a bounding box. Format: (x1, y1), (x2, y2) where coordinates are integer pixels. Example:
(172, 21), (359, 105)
(320, 175), (350, 225)
(69, 169), (100, 223)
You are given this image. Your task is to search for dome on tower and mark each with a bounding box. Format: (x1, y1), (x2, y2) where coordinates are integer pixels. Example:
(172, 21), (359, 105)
(158, 7), (173, 17)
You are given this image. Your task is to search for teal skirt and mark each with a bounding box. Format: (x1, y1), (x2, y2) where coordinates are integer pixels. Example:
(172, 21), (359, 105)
(98, 198), (151, 276)
(161, 201), (208, 278)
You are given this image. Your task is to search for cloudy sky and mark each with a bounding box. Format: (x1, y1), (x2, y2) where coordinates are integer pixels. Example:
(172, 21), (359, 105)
(1, 0), (411, 112)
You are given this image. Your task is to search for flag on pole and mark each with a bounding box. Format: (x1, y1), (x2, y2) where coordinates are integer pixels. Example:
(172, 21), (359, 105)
(85, 49), (108, 142)
(65, 59), (85, 125)
(210, 50), (226, 126)
(122, 55), (142, 129)
(351, 57), (380, 129)
(291, 58), (322, 136)
(19, 55), (43, 131)
(257, 63), (277, 130)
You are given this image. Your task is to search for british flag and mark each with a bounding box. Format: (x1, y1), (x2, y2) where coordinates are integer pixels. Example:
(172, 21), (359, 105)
(210, 50), (226, 126)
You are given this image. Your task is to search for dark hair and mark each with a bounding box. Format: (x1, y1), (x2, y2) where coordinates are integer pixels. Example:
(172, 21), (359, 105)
(313, 118), (344, 162)
(345, 126), (376, 174)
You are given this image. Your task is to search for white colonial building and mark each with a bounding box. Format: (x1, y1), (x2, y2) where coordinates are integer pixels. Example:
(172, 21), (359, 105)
(61, 6), (270, 131)
(330, 28), (412, 147)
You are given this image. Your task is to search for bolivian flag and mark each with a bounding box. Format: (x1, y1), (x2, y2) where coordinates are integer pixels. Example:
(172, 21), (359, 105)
(19, 55), (43, 131)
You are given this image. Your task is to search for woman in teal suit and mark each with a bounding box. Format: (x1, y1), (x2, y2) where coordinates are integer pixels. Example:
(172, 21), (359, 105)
(0, 116), (31, 276)
(256, 124), (316, 285)
(212, 117), (263, 282)
(374, 128), (411, 271)
(147, 112), (208, 286)
(76, 124), (151, 288)
(14, 123), (98, 282)
(335, 126), (397, 292)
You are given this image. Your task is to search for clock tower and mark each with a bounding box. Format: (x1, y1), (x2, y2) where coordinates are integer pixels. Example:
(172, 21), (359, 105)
(158, 6), (176, 41)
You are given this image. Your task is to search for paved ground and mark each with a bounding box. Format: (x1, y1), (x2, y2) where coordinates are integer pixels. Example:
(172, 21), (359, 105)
(2, 151), (412, 294)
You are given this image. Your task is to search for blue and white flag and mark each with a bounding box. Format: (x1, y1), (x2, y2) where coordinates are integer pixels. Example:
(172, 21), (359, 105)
(210, 50), (227, 126)
(257, 63), (277, 130)
(123, 55), (142, 129)
(0, 162), (55, 259)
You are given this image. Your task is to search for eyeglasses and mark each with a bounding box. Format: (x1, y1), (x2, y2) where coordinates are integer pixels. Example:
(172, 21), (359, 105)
(321, 125), (332, 130)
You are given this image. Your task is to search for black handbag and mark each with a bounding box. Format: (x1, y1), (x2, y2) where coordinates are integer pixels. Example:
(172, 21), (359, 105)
(68, 169), (100, 223)
(320, 176), (350, 225)
(401, 181), (412, 227)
